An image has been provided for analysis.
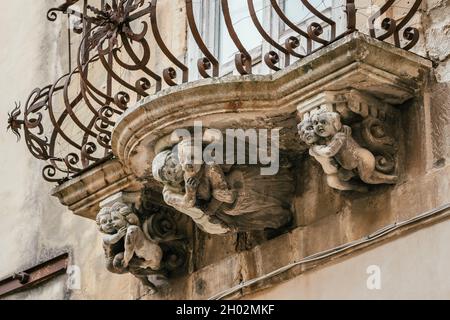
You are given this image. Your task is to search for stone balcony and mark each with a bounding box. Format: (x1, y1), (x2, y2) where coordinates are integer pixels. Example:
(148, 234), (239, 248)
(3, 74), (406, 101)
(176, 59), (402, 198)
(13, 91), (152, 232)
(51, 32), (433, 299)
(53, 32), (431, 218)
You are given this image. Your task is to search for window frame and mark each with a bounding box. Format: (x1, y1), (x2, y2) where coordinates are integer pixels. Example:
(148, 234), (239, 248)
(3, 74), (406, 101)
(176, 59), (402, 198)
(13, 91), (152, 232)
(188, 0), (341, 78)
(216, 0), (269, 76)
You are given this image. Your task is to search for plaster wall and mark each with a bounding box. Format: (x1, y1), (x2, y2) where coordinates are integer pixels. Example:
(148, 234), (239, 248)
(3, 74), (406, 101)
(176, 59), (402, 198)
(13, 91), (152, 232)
(0, 0), (187, 300)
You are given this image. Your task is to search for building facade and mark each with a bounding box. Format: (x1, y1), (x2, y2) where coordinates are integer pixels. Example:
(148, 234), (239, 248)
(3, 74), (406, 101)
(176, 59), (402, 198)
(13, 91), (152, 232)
(0, 0), (449, 300)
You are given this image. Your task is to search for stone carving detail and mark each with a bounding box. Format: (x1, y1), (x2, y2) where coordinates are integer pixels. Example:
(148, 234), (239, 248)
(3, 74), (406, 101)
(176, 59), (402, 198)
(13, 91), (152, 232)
(152, 140), (294, 234)
(298, 116), (368, 192)
(96, 201), (186, 294)
(359, 117), (397, 175)
(298, 90), (398, 192)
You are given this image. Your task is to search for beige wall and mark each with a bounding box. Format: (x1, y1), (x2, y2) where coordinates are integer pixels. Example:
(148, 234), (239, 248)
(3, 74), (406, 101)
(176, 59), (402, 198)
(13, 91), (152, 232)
(249, 218), (450, 300)
(0, 0), (135, 300)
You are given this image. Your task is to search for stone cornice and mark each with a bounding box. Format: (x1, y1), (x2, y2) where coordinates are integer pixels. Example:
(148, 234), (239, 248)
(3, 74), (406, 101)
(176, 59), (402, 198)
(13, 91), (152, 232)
(112, 32), (431, 177)
(51, 159), (142, 220)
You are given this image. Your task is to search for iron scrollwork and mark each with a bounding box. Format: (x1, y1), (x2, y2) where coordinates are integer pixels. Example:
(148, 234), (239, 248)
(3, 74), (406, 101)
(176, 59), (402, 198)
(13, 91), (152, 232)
(8, 0), (423, 184)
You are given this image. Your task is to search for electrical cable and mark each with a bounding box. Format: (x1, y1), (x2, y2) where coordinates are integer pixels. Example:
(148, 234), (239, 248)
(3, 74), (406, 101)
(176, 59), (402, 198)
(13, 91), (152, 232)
(208, 202), (450, 300)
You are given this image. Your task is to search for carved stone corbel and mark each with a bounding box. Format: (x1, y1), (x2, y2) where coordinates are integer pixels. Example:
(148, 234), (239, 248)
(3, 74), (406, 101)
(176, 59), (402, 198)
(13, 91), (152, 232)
(151, 137), (295, 235)
(96, 192), (187, 294)
(297, 89), (399, 192)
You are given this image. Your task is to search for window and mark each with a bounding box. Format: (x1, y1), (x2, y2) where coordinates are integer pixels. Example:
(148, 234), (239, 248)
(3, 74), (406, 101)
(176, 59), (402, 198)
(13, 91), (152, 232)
(188, 0), (338, 78)
(218, 0), (264, 64)
(283, 0), (331, 25)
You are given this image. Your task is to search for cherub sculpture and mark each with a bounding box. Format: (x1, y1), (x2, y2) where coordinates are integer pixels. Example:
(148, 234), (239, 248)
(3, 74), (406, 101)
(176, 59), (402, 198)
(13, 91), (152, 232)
(108, 202), (163, 271)
(152, 140), (293, 234)
(298, 117), (368, 192)
(300, 109), (397, 188)
(96, 202), (164, 293)
(96, 207), (127, 274)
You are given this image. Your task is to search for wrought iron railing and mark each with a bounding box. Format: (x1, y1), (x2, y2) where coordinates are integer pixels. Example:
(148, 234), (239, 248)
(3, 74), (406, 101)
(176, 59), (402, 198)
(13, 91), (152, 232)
(7, 0), (423, 183)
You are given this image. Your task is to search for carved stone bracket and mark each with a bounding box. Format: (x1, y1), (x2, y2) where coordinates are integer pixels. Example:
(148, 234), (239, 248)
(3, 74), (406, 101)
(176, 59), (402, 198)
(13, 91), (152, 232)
(297, 89), (399, 192)
(151, 137), (294, 235)
(297, 90), (397, 122)
(96, 192), (187, 294)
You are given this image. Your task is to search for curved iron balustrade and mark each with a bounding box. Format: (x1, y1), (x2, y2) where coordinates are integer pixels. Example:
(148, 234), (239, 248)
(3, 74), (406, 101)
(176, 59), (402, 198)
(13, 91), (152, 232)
(7, 0), (423, 184)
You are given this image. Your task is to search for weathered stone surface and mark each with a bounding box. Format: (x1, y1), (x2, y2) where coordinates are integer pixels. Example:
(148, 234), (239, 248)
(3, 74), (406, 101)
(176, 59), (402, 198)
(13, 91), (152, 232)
(247, 216), (450, 300)
(96, 201), (165, 294)
(428, 83), (450, 166)
(137, 168), (450, 300)
(112, 32), (431, 181)
(51, 159), (143, 220)
(297, 90), (399, 192)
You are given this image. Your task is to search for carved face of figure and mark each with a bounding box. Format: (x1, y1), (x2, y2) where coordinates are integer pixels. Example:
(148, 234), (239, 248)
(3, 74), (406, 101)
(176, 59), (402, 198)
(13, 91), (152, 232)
(178, 140), (202, 176)
(312, 112), (341, 138)
(298, 118), (319, 145)
(153, 150), (184, 185)
(96, 209), (115, 234)
(161, 153), (184, 184)
(111, 210), (128, 230)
